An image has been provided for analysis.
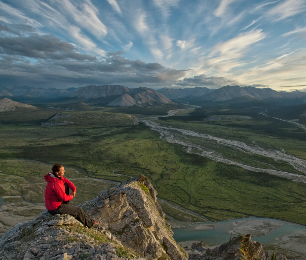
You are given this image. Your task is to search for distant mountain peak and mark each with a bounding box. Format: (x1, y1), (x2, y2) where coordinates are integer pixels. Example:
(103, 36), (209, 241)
(108, 87), (174, 107)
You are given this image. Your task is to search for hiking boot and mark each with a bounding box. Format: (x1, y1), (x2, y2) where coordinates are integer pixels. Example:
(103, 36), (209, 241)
(91, 221), (99, 228)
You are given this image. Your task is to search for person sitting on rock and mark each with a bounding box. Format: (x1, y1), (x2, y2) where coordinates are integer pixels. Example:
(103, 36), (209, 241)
(44, 163), (98, 228)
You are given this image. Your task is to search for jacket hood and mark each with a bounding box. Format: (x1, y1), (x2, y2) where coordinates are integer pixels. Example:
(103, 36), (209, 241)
(44, 172), (61, 183)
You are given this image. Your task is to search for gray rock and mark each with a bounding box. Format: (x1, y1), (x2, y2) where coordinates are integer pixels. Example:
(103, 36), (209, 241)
(57, 253), (73, 260)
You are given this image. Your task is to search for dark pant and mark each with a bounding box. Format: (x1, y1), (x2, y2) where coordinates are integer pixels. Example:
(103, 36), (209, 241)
(48, 183), (94, 228)
(48, 203), (94, 228)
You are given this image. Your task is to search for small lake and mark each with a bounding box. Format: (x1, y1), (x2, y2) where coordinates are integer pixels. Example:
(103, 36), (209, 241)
(173, 216), (306, 246)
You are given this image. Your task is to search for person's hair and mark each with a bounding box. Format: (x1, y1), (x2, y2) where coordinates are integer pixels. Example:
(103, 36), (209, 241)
(52, 164), (64, 174)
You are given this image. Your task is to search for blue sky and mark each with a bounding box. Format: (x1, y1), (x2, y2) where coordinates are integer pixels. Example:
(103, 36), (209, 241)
(0, 0), (306, 91)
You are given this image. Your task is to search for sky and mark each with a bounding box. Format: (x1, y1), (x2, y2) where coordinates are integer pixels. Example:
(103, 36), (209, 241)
(0, 0), (306, 91)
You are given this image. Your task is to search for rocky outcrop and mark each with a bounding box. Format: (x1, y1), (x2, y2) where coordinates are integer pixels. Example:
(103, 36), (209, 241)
(0, 175), (187, 260)
(85, 175), (187, 259)
(0, 213), (136, 260)
(188, 234), (287, 260)
(0, 98), (36, 112)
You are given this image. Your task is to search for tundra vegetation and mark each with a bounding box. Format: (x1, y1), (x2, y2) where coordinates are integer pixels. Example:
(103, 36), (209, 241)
(1, 102), (306, 229)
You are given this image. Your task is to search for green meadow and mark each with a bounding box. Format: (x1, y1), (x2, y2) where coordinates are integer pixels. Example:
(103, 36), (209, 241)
(1, 106), (306, 225)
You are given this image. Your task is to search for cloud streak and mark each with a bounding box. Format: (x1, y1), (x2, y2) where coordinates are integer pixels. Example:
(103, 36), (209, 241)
(267, 0), (306, 21)
(106, 0), (122, 15)
(58, 0), (107, 38)
(207, 30), (266, 72)
(214, 0), (238, 17)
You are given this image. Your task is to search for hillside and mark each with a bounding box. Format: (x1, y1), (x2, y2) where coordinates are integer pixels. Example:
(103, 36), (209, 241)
(108, 87), (174, 106)
(0, 175), (286, 260)
(0, 98), (37, 112)
(41, 111), (139, 127)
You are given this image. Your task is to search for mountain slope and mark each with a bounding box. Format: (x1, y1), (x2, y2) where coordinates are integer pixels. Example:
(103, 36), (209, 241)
(157, 87), (213, 99)
(0, 98), (37, 112)
(108, 87), (174, 106)
(72, 85), (130, 99)
(108, 93), (136, 106)
(200, 85), (284, 102)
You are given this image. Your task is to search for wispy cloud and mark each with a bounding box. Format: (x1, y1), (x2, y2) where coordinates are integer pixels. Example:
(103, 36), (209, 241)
(106, 0), (122, 15)
(69, 25), (105, 56)
(153, 0), (179, 19)
(252, 1), (278, 13)
(282, 26), (306, 38)
(207, 30), (266, 72)
(0, 1), (42, 27)
(123, 41), (133, 51)
(134, 13), (149, 36)
(25, 0), (66, 29)
(241, 19), (259, 31)
(214, 0), (238, 17)
(267, 0), (306, 21)
(58, 0), (107, 38)
(176, 39), (195, 50)
(160, 34), (173, 50)
(234, 51), (306, 88)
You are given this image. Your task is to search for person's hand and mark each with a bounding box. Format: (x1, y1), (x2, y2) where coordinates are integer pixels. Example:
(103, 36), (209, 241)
(72, 191), (76, 197)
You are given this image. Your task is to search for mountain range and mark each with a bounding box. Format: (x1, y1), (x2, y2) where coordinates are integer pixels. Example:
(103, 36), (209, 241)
(197, 85), (305, 102)
(1, 85), (305, 107)
(0, 85), (173, 107)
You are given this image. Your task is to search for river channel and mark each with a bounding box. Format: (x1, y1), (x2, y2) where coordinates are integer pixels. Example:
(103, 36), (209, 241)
(172, 217), (306, 245)
(143, 110), (306, 257)
(0, 197), (6, 206)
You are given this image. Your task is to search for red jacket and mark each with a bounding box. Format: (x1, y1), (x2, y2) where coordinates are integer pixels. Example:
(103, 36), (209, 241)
(44, 173), (76, 211)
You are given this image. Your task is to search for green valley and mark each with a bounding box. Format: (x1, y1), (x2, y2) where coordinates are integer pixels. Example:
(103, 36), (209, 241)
(1, 103), (306, 233)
